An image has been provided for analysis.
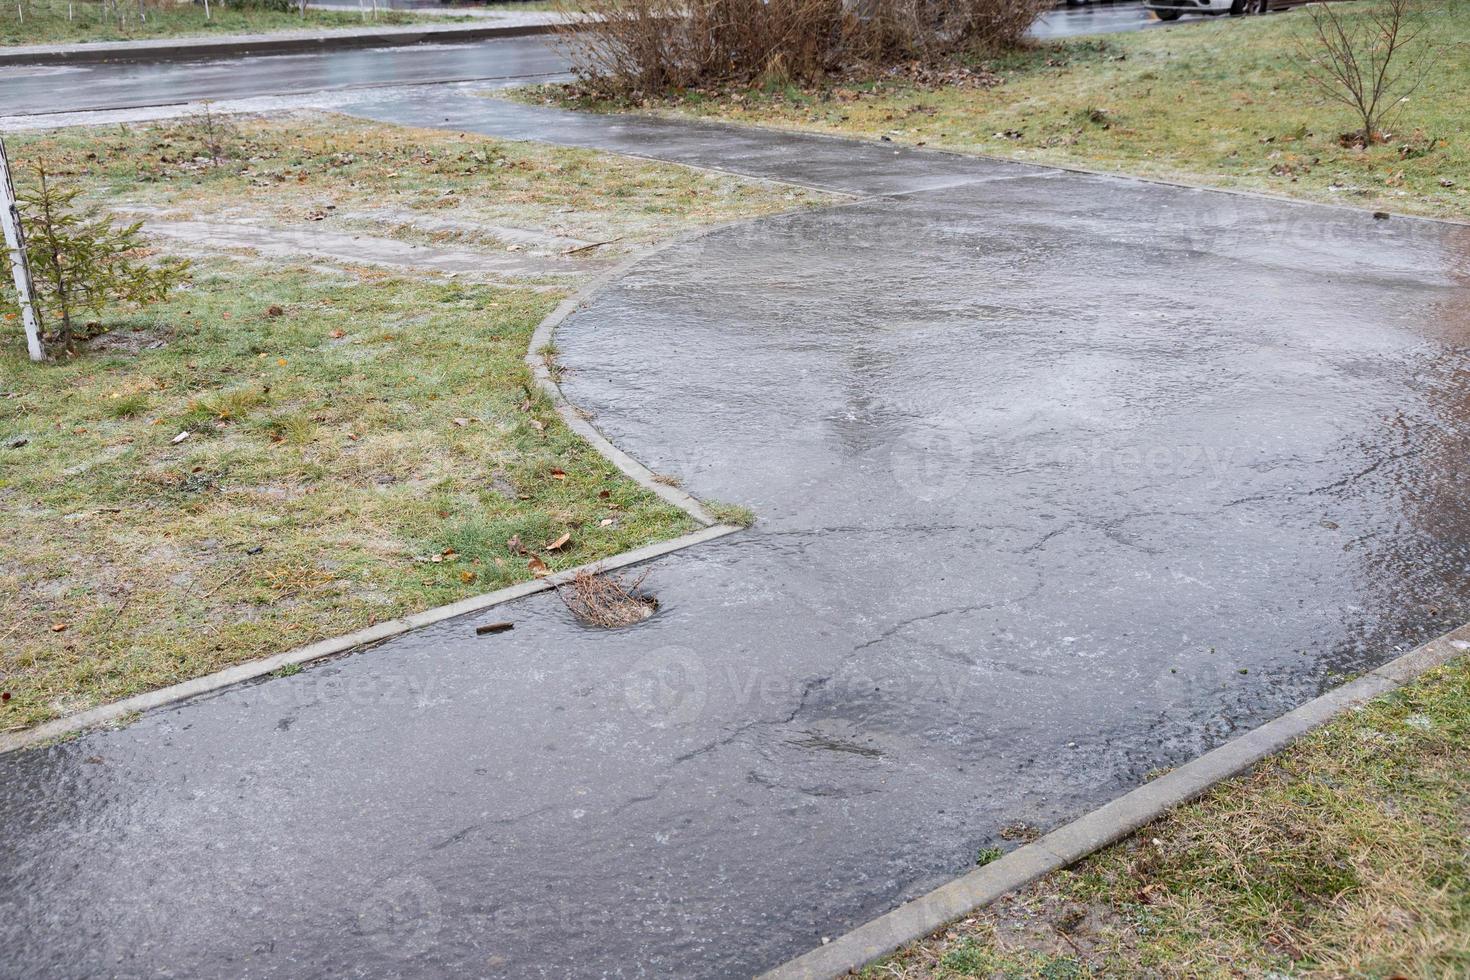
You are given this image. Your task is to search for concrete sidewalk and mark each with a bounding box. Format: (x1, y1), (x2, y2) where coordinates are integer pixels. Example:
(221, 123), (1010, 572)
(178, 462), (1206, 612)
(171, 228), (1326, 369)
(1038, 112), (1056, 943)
(0, 11), (570, 66)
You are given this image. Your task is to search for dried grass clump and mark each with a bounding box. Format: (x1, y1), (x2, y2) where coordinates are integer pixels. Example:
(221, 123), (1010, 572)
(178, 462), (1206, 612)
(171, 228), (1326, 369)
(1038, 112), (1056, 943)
(558, 567), (659, 627)
(555, 0), (1051, 97)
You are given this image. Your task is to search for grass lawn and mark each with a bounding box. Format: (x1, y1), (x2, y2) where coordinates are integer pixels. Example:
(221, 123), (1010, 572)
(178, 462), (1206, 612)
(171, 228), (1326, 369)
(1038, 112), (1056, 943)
(537, 0), (1470, 221)
(871, 656), (1470, 979)
(0, 113), (827, 732)
(0, 0), (452, 47)
(20, 111), (812, 255)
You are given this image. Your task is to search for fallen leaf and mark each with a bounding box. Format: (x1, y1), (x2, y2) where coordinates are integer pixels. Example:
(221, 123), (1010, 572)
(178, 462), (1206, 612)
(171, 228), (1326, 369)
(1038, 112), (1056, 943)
(1, 691), (9, 702)
(529, 419), (545, 433)
(598, 489), (611, 499)
(528, 555), (550, 578)
(550, 468), (566, 480)
(546, 532), (571, 551)
(51, 623), (68, 633)
(329, 328), (346, 339)
(460, 570), (477, 583)
(452, 418), (471, 427)
(266, 305), (284, 317)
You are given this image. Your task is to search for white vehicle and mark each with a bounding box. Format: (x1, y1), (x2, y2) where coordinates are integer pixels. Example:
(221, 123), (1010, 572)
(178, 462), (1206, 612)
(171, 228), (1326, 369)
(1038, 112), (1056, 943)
(1143, 0), (1270, 20)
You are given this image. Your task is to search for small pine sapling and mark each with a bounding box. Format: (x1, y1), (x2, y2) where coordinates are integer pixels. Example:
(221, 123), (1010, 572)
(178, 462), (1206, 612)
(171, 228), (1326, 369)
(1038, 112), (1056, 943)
(17, 165), (188, 355)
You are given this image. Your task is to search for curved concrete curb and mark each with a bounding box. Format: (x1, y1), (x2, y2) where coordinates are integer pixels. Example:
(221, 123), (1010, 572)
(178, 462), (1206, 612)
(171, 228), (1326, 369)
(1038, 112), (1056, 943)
(0, 18), (568, 67)
(527, 257), (720, 526)
(761, 621), (1470, 979)
(522, 193), (863, 526)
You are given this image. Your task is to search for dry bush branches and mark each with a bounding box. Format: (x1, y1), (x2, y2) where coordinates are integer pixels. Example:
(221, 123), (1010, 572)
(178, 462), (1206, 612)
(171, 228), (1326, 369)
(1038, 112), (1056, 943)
(558, 567), (658, 627)
(554, 0), (1051, 97)
(1293, 0), (1435, 144)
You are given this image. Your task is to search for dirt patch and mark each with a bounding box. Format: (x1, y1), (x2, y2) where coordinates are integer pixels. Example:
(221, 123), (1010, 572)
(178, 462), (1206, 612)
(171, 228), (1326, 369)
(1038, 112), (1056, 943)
(81, 324), (175, 355)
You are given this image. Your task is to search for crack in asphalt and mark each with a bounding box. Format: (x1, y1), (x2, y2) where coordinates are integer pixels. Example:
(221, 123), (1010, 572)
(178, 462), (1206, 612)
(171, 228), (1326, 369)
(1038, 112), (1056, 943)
(850, 603), (1001, 653)
(1224, 445), (1426, 508)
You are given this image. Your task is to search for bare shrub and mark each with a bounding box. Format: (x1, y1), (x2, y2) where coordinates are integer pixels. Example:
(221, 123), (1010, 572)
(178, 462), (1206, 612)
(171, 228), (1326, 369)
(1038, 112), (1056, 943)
(1292, 0), (1435, 145)
(555, 0), (1051, 96)
(178, 102), (241, 169)
(558, 567), (659, 628)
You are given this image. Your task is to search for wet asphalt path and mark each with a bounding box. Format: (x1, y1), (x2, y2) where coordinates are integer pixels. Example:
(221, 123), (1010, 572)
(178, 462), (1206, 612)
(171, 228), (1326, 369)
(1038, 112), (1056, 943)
(4, 97), (1470, 977)
(0, 3), (1181, 117)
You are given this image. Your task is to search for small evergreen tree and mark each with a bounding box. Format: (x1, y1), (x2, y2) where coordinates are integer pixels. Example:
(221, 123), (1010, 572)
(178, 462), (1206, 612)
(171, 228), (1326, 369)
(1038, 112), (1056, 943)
(17, 166), (187, 355)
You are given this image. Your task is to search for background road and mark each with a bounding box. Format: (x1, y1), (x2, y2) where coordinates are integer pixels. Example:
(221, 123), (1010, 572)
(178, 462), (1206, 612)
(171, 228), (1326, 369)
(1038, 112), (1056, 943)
(0, 2), (1196, 117)
(0, 36), (567, 116)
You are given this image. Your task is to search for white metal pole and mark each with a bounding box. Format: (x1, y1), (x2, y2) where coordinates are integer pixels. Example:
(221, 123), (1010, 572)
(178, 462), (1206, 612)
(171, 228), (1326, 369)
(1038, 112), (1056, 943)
(0, 136), (45, 362)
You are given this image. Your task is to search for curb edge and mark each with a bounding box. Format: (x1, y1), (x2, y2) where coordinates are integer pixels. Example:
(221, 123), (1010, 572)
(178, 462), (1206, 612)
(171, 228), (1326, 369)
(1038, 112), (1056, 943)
(759, 621), (1470, 979)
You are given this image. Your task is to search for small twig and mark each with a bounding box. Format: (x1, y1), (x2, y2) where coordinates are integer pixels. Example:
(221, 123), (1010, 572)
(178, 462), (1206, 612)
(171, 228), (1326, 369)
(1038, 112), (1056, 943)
(475, 622), (514, 636)
(200, 567), (246, 599)
(1052, 924), (1086, 958)
(0, 614), (26, 645)
(562, 237), (622, 255)
(96, 591), (134, 638)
